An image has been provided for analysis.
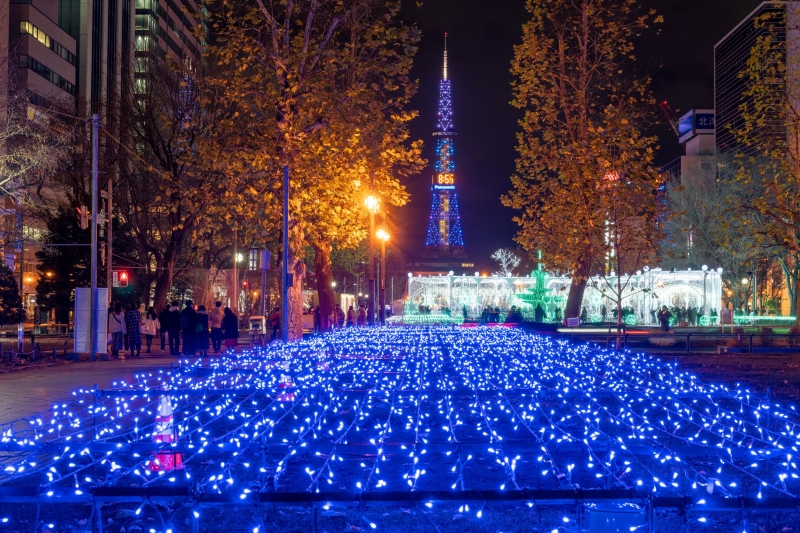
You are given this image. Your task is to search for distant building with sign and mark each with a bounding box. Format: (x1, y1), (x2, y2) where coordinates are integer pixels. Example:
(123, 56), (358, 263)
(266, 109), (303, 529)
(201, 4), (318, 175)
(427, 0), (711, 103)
(661, 108), (716, 187)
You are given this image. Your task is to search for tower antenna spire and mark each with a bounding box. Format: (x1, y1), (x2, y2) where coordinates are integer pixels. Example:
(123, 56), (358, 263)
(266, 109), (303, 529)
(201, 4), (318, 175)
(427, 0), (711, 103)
(443, 33), (448, 80)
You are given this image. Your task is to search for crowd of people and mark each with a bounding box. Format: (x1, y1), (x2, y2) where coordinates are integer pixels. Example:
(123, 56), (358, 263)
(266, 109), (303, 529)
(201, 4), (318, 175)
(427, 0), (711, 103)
(107, 300), (240, 358)
(305, 303), (392, 333)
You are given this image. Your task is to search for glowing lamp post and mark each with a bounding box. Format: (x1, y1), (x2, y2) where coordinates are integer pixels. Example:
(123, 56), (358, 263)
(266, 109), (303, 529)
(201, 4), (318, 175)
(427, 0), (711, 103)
(376, 229), (390, 325)
(365, 191), (380, 326)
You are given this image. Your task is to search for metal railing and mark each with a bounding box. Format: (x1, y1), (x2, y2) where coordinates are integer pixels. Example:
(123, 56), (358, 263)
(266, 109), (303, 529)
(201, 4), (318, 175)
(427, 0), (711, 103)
(550, 329), (800, 354)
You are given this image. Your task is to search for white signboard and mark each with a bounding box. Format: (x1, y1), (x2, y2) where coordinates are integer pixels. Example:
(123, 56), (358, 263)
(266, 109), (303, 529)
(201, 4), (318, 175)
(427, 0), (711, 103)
(74, 288), (108, 355)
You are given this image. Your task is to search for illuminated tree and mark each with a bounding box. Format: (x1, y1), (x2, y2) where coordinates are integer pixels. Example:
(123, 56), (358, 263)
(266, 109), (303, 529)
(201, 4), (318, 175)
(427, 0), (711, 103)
(491, 248), (521, 277)
(202, 0), (423, 338)
(503, 0), (662, 320)
(0, 54), (70, 197)
(663, 156), (765, 311)
(114, 56), (223, 311)
(730, 5), (800, 323)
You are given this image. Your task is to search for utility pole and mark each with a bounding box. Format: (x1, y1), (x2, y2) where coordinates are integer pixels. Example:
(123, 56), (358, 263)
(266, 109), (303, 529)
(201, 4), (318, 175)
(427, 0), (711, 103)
(233, 229), (238, 316)
(90, 114), (99, 361)
(260, 250), (269, 317)
(15, 197), (23, 352)
(378, 231), (388, 325)
(281, 166), (290, 343)
(106, 177), (112, 306)
(367, 172), (376, 326)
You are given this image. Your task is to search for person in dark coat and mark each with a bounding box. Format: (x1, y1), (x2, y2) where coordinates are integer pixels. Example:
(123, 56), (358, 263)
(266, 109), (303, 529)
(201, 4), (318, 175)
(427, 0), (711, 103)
(657, 305), (672, 332)
(158, 305), (171, 352)
(180, 300), (197, 356)
(195, 305), (210, 356)
(268, 307), (280, 340)
(222, 307), (239, 352)
(168, 301), (181, 355)
(125, 303), (143, 357)
(312, 306), (321, 334)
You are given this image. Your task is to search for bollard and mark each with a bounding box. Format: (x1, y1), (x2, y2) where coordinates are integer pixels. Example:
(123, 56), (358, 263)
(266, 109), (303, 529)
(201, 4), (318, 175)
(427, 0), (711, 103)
(686, 333), (691, 354)
(749, 334), (754, 353)
(52, 348), (56, 360)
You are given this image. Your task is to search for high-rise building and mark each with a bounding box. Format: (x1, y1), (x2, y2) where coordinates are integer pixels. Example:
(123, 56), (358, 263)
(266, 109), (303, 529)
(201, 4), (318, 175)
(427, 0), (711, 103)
(54, 0), (200, 113)
(55, 0), (132, 112)
(424, 36), (465, 259)
(6, 0), (78, 109)
(714, 2), (794, 160)
(133, 0), (202, 89)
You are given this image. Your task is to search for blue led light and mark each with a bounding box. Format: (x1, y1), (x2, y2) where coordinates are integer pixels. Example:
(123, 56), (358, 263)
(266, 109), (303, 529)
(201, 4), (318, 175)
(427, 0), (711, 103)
(2, 326), (794, 530)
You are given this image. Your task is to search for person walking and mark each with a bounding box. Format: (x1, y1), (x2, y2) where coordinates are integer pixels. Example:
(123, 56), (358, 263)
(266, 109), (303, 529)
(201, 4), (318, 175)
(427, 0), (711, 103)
(268, 307), (280, 341)
(334, 304), (345, 328)
(208, 301), (224, 354)
(126, 303), (143, 357)
(142, 306), (159, 353)
(181, 300), (197, 356)
(108, 303), (126, 359)
(312, 305), (321, 334)
(657, 305), (672, 333)
(534, 304), (545, 323)
(346, 305), (355, 327)
(158, 304), (171, 352)
(195, 305), (210, 356)
(357, 305), (366, 327)
(222, 307), (239, 352)
(168, 301), (181, 355)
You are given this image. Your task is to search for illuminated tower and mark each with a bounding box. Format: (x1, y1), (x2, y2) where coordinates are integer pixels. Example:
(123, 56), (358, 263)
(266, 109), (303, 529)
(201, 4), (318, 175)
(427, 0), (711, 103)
(424, 35), (465, 257)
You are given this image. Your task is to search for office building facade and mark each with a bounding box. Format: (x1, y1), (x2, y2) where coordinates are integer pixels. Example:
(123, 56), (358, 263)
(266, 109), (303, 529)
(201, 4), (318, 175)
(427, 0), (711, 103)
(6, 0), (78, 109)
(714, 2), (796, 161)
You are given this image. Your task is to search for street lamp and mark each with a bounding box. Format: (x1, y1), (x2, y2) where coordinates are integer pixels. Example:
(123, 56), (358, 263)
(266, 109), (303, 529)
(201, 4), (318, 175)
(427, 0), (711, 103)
(376, 229), (390, 325)
(702, 265), (708, 321)
(365, 191), (380, 326)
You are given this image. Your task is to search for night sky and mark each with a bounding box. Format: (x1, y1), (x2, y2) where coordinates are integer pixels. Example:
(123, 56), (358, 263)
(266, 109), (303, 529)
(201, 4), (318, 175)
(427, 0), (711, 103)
(392, 0), (763, 272)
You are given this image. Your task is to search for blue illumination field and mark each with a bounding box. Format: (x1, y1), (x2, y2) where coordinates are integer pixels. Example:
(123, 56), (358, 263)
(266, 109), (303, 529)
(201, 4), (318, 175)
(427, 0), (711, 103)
(1, 328), (798, 529)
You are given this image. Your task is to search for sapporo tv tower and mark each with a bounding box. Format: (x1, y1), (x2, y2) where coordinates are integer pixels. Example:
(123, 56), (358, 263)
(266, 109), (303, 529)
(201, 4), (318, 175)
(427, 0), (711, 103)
(423, 34), (466, 259)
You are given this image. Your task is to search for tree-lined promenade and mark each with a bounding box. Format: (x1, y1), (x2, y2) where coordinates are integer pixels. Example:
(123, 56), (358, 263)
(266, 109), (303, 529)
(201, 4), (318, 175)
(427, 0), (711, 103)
(2, 0), (800, 346)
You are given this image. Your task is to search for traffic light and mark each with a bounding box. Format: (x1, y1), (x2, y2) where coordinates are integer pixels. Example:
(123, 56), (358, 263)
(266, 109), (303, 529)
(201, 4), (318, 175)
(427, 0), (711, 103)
(119, 271), (129, 288)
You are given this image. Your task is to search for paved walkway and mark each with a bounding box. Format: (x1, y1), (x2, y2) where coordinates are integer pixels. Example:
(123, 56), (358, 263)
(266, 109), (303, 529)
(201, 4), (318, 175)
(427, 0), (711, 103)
(0, 354), (203, 425)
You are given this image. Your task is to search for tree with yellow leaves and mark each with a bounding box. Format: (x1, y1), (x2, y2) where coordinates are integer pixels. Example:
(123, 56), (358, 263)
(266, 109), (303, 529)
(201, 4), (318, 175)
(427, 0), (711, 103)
(200, 0), (423, 338)
(503, 0), (663, 321)
(730, 5), (800, 323)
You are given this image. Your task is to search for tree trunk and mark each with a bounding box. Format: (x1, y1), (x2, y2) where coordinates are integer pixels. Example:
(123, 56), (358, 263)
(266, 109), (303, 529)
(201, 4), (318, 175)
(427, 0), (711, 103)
(312, 240), (335, 331)
(794, 275), (800, 327)
(564, 277), (587, 321)
(564, 250), (592, 320)
(287, 229), (306, 341)
(152, 257), (176, 312)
